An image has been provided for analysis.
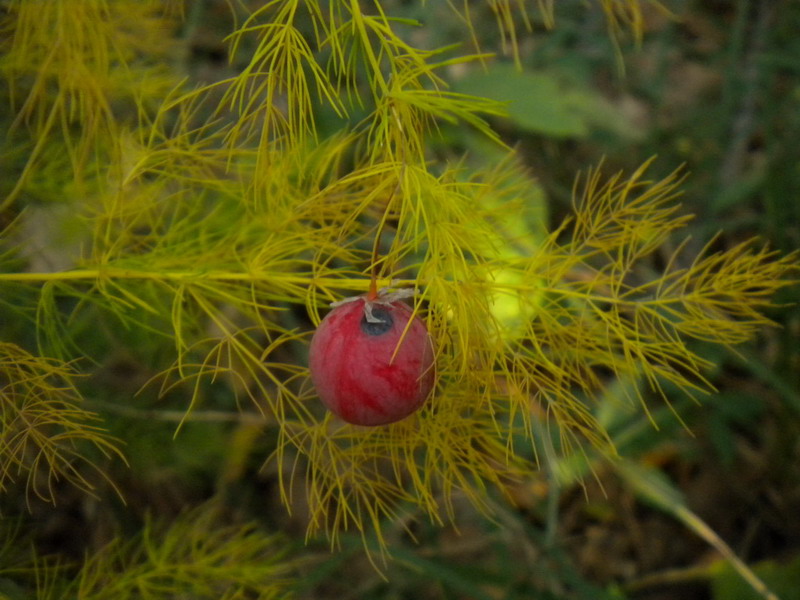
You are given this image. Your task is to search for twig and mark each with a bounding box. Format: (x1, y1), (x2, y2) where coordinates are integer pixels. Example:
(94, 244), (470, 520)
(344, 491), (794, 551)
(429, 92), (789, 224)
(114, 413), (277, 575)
(84, 399), (268, 426)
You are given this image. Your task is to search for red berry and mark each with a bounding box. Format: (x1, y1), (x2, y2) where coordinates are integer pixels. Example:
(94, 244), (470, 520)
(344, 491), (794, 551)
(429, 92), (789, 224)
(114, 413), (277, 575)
(309, 295), (435, 426)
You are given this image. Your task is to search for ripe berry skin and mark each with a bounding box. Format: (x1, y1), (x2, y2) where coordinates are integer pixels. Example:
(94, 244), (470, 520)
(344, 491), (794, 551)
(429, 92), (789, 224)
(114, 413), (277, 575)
(309, 297), (435, 426)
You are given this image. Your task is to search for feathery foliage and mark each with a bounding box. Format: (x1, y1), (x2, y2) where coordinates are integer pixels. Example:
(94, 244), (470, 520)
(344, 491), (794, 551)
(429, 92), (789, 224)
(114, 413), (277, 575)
(0, 342), (123, 505)
(71, 504), (293, 600)
(0, 503), (292, 599)
(0, 0), (796, 594)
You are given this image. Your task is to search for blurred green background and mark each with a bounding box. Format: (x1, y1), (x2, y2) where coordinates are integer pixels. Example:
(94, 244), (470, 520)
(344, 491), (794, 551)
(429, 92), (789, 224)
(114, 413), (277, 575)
(2, 1), (799, 599)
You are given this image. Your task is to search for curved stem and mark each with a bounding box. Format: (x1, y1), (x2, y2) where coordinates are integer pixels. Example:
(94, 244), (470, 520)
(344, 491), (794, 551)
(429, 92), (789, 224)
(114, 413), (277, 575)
(368, 177), (402, 300)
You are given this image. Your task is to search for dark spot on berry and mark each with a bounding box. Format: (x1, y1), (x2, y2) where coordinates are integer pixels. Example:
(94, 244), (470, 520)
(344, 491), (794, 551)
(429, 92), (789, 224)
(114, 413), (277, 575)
(360, 307), (393, 336)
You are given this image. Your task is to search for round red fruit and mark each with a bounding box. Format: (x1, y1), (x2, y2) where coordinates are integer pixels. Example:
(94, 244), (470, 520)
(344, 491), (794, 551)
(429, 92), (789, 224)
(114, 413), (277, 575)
(309, 296), (435, 426)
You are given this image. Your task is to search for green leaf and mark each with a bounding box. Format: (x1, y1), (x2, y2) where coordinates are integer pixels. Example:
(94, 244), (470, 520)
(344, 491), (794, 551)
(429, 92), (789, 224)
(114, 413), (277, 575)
(711, 555), (800, 600)
(453, 63), (635, 138)
(706, 391), (765, 467)
(614, 459), (686, 510)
